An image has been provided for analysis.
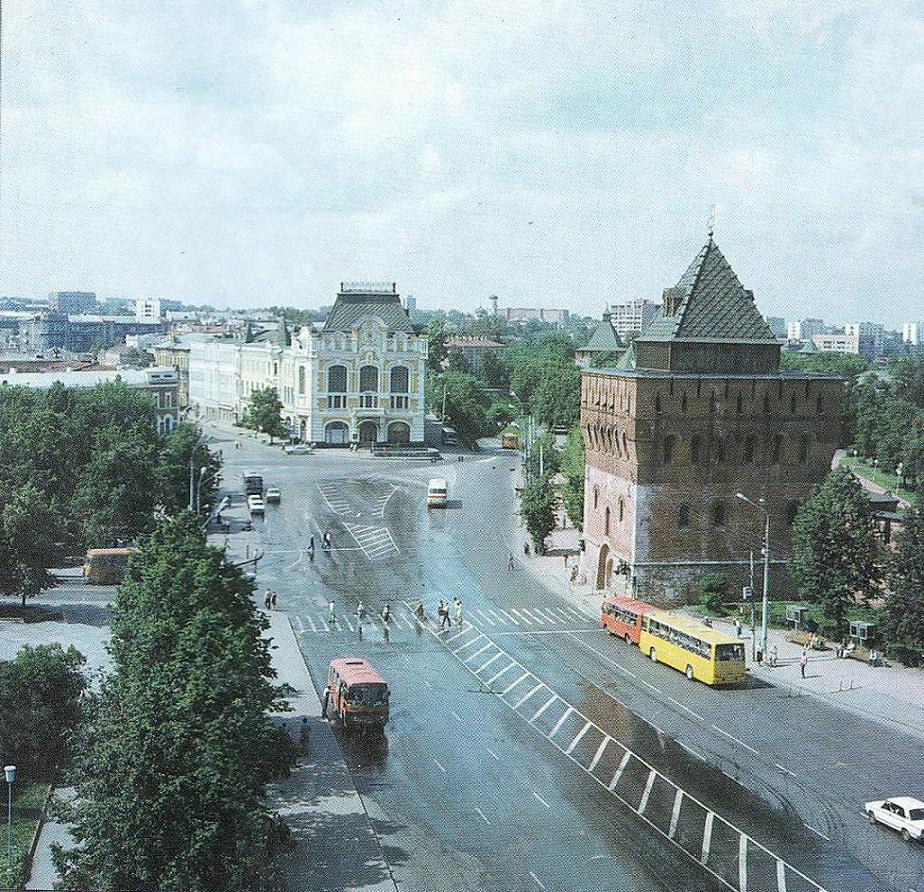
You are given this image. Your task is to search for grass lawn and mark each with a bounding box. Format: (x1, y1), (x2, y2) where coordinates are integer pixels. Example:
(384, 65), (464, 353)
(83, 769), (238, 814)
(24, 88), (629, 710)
(0, 782), (49, 889)
(840, 456), (916, 503)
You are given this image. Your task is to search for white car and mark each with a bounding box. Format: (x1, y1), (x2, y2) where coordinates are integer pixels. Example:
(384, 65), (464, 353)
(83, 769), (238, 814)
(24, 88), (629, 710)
(865, 796), (924, 842)
(265, 487), (281, 504)
(284, 443), (314, 455)
(247, 494), (265, 516)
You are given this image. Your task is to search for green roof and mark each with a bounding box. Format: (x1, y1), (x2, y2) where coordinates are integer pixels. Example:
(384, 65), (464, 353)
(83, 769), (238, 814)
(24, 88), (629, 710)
(638, 238), (777, 344)
(581, 315), (624, 352)
(323, 292), (415, 334)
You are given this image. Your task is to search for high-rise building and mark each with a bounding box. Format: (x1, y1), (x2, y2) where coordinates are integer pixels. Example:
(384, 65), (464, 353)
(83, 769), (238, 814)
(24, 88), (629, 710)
(786, 318), (827, 342)
(48, 291), (98, 315)
(609, 298), (659, 337)
(404, 295), (416, 313)
(901, 321), (922, 346)
(580, 238), (843, 603)
(844, 322), (884, 358)
(135, 298), (162, 321)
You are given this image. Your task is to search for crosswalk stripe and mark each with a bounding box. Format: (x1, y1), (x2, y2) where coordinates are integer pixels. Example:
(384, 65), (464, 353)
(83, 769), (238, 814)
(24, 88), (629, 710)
(514, 683), (544, 709)
(464, 643), (493, 664)
(531, 695), (558, 723)
(549, 706), (574, 739)
(485, 662), (516, 685)
(489, 609), (510, 625)
(588, 737), (610, 773)
(474, 609), (496, 626)
(304, 614), (316, 631)
(507, 608), (530, 624)
(609, 750), (631, 790)
(501, 672), (530, 696)
(475, 652), (505, 674)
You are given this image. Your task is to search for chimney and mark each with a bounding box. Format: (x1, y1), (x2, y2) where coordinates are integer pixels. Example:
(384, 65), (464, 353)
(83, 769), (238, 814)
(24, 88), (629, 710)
(662, 287), (684, 317)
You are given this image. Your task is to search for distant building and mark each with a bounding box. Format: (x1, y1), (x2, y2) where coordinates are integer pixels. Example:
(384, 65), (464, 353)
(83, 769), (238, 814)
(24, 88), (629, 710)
(48, 291), (98, 315)
(135, 298), (162, 321)
(764, 316), (786, 339)
(575, 312), (625, 369)
(17, 314), (165, 353)
(812, 333), (860, 354)
(491, 299), (569, 325)
(0, 366), (180, 434)
(902, 322), (923, 346)
(153, 339), (192, 407)
(446, 336), (506, 376)
(609, 299), (659, 338)
(404, 295), (416, 313)
(787, 318), (827, 342)
(844, 322), (884, 358)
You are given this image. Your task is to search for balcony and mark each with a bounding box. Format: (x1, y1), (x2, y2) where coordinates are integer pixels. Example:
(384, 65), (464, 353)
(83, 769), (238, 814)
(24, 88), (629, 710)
(390, 394), (410, 409)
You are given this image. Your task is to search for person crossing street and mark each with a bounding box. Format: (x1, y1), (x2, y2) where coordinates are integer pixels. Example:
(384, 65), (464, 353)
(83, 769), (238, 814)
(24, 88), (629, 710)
(453, 597), (463, 625)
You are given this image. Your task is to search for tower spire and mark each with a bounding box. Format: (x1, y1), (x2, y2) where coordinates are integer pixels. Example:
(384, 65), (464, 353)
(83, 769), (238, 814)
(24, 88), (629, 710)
(707, 204), (716, 241)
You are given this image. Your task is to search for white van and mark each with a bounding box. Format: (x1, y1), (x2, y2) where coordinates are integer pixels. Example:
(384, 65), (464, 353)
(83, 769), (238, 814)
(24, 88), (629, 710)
(427, 478), (448, 508)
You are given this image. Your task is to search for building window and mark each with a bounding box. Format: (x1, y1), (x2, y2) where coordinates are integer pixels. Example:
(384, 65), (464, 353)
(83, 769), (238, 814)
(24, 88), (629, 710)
(328, 365), (347, 393)
(298, 366), (306, 395)
(770, 435), (782, 462)
(663, 435), (675, 464)
(798, 436), (809, 462)
(604, 507), (610, 535)
(736, 392), (743, 414)
(681, 392), (687, 413)
(763, 393), (770, 413)
(390, 365), (409, 393)
(360, 365), (379, 393)
(712, 502), (726, 527)
(790, 393), (797, 413)
(677, 505), (690, 529)
(743, 436), (755, 463)
(593, 487), (599, 510)
(816, 395), (823, 414)
(618, 498), (624, 523)
(690, 435), (700, 464)
(655, 393), (661, 414)
(622, 432), (628, 455)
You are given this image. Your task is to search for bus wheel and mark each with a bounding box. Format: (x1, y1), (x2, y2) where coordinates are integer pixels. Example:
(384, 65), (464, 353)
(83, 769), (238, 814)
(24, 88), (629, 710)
(685, 665), (694, 680)
(625, 632), (633, 645)
(649, 648), (657, 662)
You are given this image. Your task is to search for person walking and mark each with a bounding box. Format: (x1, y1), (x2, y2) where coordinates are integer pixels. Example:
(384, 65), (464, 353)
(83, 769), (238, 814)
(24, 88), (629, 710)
(453, 597), (462, 625)
(438, 600), (451, 631)
(734, 618), (742, 638)
(327, 600), (336, 625)
(264, 589), (272, 610)
(507, 552), (515, 571)
(523, 541), (530, 558)
(308, 534), (315, 555)
(800, 650), (808, 679)
(414, 599), (425, 621)
(768, 644), (778, 667)
(356, 601), (366, 623)
(380, 603), (391, 624)
(270, 590), (277, 609)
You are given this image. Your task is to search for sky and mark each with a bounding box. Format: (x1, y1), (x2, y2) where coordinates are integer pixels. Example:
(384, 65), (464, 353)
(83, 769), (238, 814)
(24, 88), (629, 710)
(1, 0), (922, 326)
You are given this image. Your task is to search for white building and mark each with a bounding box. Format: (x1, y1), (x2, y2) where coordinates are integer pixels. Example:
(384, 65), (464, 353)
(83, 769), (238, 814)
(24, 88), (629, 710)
(901, 321), (923, 346)
(844, 322), (884, 358)
(787, 318), (827, 342)
(609, 298), (659, 337)
(189, 284), (427, 445)
(812, 333), (860, 354)
(135, 298), (162, 321)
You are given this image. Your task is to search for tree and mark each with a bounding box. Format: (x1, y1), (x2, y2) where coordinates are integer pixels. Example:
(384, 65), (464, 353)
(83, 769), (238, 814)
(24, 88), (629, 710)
(525, 431), (560, 479)
(426, 320), (448, 371)
(425, 371), (491, 447)
(241, 387), (286, 444)
(0, 643), (86, 775)
(791, 468), (882, 635)
(445, 346), (470, 373)
(520, 475), (558, 553)
(120, 347), (153, 368)
(697, 572), (729, 616)
(157, 423), (222, 515)
(481, 349), (510, 390)
(881, 511), (924, 665)
(559, 426), (585, 530)
(0, 483), (62, 607)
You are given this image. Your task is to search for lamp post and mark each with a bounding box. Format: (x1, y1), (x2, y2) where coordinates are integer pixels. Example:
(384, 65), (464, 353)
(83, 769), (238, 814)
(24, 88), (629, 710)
(195, 465), (209, 513)
(5, 765), (15, 891)
(736, 493), (771, 661)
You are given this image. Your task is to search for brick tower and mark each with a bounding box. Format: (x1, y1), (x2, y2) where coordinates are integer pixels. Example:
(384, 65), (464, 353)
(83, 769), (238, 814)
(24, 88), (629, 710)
(580, 237), (843, 604)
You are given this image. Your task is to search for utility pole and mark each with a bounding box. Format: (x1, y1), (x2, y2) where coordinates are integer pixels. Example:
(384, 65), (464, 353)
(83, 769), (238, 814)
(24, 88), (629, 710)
(441, 377), (448, 422)
(749, 549), (756, 661)
(762, 511), (771, 660)
(188, 452), (195, 511)
(539, 439), (544, 478)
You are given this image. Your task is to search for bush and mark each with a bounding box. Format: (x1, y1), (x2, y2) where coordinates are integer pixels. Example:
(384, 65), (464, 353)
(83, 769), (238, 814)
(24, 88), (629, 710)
(697, 572), (729, 615)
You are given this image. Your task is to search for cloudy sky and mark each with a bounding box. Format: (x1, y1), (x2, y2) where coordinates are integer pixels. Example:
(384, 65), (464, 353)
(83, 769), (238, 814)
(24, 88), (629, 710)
(2, 1), (922, 324)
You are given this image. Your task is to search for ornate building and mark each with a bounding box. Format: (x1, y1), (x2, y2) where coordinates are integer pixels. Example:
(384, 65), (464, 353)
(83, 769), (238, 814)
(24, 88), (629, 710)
(580, 238), (844, 603)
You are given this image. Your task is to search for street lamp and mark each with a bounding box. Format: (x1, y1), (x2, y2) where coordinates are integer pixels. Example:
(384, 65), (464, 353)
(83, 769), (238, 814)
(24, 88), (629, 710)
(196, 465), (209, 513)
(736, 493), (771, 661)
(5, 765), (15, 891)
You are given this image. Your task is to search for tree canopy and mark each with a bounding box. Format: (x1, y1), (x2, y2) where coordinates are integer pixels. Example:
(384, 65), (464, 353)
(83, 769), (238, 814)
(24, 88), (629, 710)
(881, 511), (924, 665)
(241, 386), (287, 443)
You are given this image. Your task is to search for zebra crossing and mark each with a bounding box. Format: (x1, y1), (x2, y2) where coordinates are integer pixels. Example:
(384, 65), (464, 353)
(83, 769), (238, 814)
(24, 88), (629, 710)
(316, 482), (353, 514)
(290, 602), (596, 635)
(344, 523), (400, 559)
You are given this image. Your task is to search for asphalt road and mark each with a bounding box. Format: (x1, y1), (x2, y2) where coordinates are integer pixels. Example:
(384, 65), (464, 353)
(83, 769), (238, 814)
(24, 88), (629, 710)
(205, 429), (924, 892)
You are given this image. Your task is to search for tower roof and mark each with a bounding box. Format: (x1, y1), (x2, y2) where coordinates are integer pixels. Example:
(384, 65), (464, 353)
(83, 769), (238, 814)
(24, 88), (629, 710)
(581, 312), (624, 353)
(275, 320), (291, 347)
(323, 289), (415, 334)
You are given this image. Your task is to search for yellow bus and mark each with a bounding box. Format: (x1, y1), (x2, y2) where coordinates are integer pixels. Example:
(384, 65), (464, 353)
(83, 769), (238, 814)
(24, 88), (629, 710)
(83, 547), (136, 584)
(639, 610), (746, 686)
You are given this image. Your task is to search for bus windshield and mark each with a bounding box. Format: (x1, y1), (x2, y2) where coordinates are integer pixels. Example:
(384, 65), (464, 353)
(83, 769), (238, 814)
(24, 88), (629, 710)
(347, 683), (389, 706)
(715, 643), (745, 662)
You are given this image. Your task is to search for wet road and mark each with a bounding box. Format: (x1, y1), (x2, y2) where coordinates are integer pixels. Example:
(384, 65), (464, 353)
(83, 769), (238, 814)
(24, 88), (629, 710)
(218, 433), (924, 892)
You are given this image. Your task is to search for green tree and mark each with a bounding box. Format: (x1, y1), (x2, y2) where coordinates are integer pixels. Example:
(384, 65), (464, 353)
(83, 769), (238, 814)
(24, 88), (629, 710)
(157, 423), (222, 514)
(263, 306), (315, 328)
(480, 349), (510, 390)
(0, 643), (86, 775)
(520, 475), (558, 553)
(426, 371), (491, 447)
(881, 510), (924, 664)
(241, 387), (286, 444)
(0, 483), (62, 607)
(445, 346), (470, 373)
(697, 572), (729, 616)
(791, 468), (882, 635)
(426, 320), (448, 371)
(559, 426), (585, 530)
(525, 431), (560, 479)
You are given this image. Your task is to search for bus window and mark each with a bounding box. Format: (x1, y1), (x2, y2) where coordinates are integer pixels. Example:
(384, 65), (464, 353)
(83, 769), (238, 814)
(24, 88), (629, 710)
(715, 643), (745, 661)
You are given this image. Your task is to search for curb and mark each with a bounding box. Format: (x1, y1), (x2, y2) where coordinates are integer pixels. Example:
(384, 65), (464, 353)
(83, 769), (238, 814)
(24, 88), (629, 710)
(22, 783), (54, 890)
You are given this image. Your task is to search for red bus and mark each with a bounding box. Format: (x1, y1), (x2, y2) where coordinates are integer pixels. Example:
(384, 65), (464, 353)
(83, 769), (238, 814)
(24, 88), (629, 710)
(323, 658), (390, 733)
(601, 594), (655, 645)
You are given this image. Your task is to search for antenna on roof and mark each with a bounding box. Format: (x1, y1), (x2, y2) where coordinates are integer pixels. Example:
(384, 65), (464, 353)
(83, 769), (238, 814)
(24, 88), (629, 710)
(707, 204), (716, 240)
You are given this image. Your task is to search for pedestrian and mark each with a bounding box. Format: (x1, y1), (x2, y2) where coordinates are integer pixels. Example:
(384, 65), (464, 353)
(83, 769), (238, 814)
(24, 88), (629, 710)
(308, 534), (315, 554)
(734, 618), (742, 638)
(524, 541), (530, 557)
(563, 553), (569, 569)
(768, 644), (778, 667)
(270, 590), (277, 609)
(380, 603), (391, 624)
(438, 600), (451, 630)
(327, 600), (335, 624)
(800, 651), (808, 679)
(299, 717), (310, 754)
(507, 552), (514, 571)
(357, 601), (366, 622)
(321, 686), (330, 718)
(453, 597), (462, 625)
(264, 589), (272, 610)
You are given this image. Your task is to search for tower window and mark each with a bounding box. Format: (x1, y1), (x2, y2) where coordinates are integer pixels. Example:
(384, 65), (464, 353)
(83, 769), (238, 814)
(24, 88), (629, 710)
(790, 393), (797, 413)
(743, 436), (755, 463)
(798, 436), (809, 463)
(677, 505), (690, 529)
(663, 435), (675, 464)
(655, 393), (661, 414)
(736, 392), (743, 414)
(690, 435), (701, 464)
(770, 435), (782, 462)
(763, 393), (770, 413)
(681, 392), (687, 413)
(816, 395), (823, 414)
(593, 487), (599, 510)
(604, 507), (611, 535)
(712, 502), (726, 527)
(619, 498), (625, 522)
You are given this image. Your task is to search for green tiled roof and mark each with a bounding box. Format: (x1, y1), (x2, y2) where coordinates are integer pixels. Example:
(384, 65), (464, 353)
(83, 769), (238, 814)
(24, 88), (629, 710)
(582, 316), (624, 352)
(638, 239), (777, 344)
(323, 293), (415, 333)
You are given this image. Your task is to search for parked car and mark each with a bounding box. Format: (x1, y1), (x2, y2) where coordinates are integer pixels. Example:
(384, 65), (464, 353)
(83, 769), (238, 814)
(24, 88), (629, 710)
(265, 487), (281, 504)
(247, 494), (265, 516)
(865, 797), (924, 842)
(284, 443), (315, 455)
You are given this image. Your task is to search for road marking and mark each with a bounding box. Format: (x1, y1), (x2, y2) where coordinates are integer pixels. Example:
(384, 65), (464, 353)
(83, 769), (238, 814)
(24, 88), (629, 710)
(450, 710), (462, 722)
(520, 607), (547, 624)
(475, 652), (505, 674)
(531, 695), (558, 723)
(701, 811), (714, 864)
(804, 823), (829, 841)
(678, 740), (706, 761)
(588, 737), (610, 773)
(463, 643), (493, 664)
(446, 624), (476, 643)
(514, 683), (544, 709)
(304, 614), (316, 631)
(507, 608), (530, 625)
(711, 724), (760, 756)
(529, 870), (546, 890)
(474, 609), (496, 626)
(565, 721), (592, 755)
(564, 631), (637, 677)
(475, 807), (492, 826)
(776, 859), (787, 892)
(488, 608), (511, 624)
(775, 763), (798, 778)
(531, 790), (551, 809)
(344, 619), (355, 631)
(548, 706), (574, 739)
(668, 790), (683, 838)
(501, 672), (531, 696)
(609, 750), (631, 790)
(502, 609), (521, 625)
(739, 833), (748, 892)
(485, 662), (516, 686)
(667, 696), (705, 722)
(453, 633), (487, 653)
(433, 758), (446, 773)
(638, 769), (656, 814)
(379, 484), (400, 517)
(486, 747), (500, 761)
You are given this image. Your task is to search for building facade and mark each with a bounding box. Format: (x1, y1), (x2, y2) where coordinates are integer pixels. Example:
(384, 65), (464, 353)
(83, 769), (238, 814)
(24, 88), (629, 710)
(844, 322), (884, 358)
(189, 284), (427, 444)
(580, 238), (843, 604)
(48, 291), (98, 315)
(609, 298), (659, 338)
(18, 314), (165, 353)
(786, 318), (827, 342)
(812, 332), (860, 354)
(902, 321), (923, 347)
(446, 336), (506, 376)
(153, 339), (191, 407)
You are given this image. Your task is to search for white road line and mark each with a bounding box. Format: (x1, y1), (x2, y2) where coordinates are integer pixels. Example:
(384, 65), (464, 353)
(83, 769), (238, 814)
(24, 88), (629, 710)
(486, 747), (501, 761)
(514, 683), (545, 709)
(485, 662), (517, 686)
(463, 643), (493, 664)
(609, 750), (631, 790)
(507, 608), (530, 625)
(548, 706), (575, 739)
(668, 696), (705, 722)
(433, 758), (446, 773)
(450, 710), (462, 722)
(502, 609), (522, 626)
(531, 790), (551, 809)
(304, 614), (317, 631)
(446, 625), (474, 643)
(344, 619), (355, 631)
(475, 807), (492, 826)
(474, 609), (496, 626)
(529, 870), (546, 890)
(520, 608), (547, 624)
(566, 721), (592, 755)
(712, 724), (760, 756)
(564, 631), (637, 678)
(531, 695), (558, 723)
(588, 737), (610, 773)
(776, 859), (787, 892)
(739, 833), (748, 892)
(475, 652), (505, 674)
(379, 484), (400, 517)
(678, 740), (706, 761)
(668, 790), (684, 839)
(638, 769), (656, 814)
(804, 823), (829, 841)
(701, 812), (714, 864)
(453, 633), (487, 653)
(775, 763), (798, 778)
(501, 672), (531, 696)
(489, 608), (511, 624)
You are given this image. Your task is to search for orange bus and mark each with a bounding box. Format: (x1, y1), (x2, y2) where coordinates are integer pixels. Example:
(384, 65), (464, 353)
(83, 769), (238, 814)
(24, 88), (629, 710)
(323, 658), (390, 733)
(83, 547), (136, 584)
(601, 594), (655, 645)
